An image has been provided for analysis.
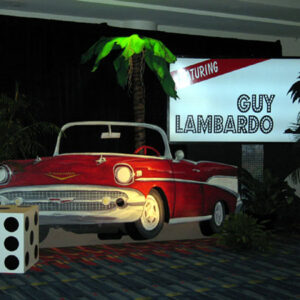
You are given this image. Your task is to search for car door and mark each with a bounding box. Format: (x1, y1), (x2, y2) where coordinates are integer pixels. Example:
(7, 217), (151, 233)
(171, 159), (206, 218)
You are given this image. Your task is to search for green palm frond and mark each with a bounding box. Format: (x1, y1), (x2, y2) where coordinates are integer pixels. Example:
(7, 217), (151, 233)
(81, 34), (178, 99)
(144, 52), (177, 99)
(113, 55), (129, 88)
(81, 37), (119, 67)
(144, 37), (176, 63)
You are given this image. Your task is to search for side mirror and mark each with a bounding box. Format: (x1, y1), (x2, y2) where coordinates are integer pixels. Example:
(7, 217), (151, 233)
(175, 150), (185, 162)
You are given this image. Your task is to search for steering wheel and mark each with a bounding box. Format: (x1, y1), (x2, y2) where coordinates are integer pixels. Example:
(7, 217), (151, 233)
(134, 145), (161, 156)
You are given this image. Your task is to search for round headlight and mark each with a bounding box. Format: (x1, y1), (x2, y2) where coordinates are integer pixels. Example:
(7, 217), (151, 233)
(0, 165), (10, 184)
(114, 165), (134, 185)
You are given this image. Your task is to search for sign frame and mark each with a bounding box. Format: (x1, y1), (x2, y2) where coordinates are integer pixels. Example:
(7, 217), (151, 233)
(168, 58), (300, 143)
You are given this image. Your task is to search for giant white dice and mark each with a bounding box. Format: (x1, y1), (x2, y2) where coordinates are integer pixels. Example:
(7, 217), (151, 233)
(0, 205), (39, 273)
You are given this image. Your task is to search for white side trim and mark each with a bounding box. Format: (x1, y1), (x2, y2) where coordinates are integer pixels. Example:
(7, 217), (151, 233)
(58, 152), (168, 160)
(206, 176), (238, 194)
(196, 161), (238, 168)
(136, 177), (239, 198)
(136, 177), (200, 184)
(169, 215), (212, 224)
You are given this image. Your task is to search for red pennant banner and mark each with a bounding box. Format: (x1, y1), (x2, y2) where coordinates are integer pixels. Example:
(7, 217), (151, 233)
(171, 58), (269, 89)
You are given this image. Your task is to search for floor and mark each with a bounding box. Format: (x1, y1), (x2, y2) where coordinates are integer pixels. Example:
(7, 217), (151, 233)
(40, 222), (202, 248)
(0, 235), (299, 299)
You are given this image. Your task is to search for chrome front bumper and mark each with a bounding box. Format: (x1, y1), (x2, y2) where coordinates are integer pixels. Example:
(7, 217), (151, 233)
(0, 184), (146, 225)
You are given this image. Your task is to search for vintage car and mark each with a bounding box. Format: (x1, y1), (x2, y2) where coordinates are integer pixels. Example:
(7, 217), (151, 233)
(0, 121), (240, 242)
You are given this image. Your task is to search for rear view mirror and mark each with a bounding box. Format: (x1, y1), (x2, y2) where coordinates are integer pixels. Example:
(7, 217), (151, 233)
(101, 132), (121, 139)
(101, 124), (121, 139)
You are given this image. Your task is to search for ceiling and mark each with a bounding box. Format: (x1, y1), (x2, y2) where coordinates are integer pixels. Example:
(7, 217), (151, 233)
(0, 0), (299, 38)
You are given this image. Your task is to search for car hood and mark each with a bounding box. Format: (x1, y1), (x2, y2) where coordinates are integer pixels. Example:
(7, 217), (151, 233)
(3, 154), (153, 188)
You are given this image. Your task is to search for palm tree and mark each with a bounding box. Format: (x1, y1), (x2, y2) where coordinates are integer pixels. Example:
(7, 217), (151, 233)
(288, 74), (300, 103)
(287, 74), (300, 183)
(0, 82), (59, 161)
(286, 74), (300, 133)
(81, 34), (178, 148)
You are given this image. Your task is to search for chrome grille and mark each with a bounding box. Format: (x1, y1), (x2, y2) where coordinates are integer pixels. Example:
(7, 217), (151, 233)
(22, 201), (116, 211)
(2, 190), (127, 201)
(1, 190), (127, 211)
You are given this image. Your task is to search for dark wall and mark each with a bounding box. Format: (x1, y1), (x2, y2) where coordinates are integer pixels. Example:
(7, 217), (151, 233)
(0, 16), (282, 126)
(1, 15), (291, 177)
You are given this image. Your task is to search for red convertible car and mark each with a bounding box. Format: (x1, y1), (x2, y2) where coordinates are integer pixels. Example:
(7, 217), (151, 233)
(0, 121), (240, 241)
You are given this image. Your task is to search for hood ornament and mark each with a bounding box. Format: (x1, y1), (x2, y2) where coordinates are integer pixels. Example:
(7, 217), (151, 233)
(46, 172), (79, 181)
(34, 156), (42, 164)
(96, 155), (106, 165)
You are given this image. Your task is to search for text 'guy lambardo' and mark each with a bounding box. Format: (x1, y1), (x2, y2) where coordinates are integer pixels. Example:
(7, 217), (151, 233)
(176, 94), (275, 135)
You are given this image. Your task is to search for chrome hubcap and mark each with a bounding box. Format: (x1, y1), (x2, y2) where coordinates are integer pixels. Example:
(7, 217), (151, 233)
(141, 195), (160, 231)
(214, 202), (224, 226)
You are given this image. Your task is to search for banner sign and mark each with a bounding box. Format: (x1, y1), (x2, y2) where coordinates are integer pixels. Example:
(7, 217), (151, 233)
(169, 58), (300, 142)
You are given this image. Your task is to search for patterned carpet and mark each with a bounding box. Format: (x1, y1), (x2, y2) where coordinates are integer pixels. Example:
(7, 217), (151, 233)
(0, 237), (299, 299)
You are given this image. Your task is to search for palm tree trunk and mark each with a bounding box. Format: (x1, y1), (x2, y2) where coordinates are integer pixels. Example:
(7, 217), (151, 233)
(132, 53), (146, 150)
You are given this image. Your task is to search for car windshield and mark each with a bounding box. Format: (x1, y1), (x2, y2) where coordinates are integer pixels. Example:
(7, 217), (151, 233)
(59, 124), (166, 157)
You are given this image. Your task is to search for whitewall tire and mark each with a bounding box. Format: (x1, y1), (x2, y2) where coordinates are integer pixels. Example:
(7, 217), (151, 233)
(200, 201), (226, 236)
(126, 190), (165, 240)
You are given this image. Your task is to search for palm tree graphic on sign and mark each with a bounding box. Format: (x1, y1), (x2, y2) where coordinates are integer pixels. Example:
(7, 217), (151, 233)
(285, 74), (300, 134)
(288, 74), (300, 104)
(286, 74), (300, 184)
